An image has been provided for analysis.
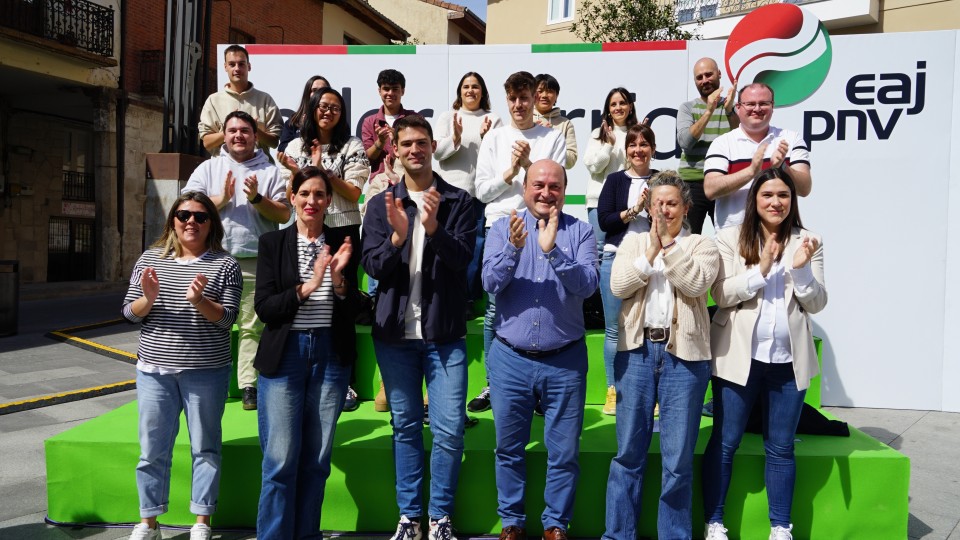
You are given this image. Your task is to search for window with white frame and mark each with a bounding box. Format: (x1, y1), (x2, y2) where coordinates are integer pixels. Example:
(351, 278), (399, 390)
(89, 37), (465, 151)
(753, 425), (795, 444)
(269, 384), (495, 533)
(547, 0), (574, 24)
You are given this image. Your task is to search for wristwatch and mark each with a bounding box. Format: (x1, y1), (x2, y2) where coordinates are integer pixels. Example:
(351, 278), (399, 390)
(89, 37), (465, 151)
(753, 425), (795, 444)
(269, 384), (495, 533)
(250, 193), (263, 205)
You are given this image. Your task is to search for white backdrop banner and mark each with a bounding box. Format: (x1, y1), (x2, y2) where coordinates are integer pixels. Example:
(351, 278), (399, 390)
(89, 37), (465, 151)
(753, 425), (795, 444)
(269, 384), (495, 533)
(222, 27), (960, 412)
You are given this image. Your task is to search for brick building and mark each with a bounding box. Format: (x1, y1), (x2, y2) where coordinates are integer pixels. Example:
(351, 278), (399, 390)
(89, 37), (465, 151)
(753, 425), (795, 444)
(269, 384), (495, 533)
(0, 0), (407, 286)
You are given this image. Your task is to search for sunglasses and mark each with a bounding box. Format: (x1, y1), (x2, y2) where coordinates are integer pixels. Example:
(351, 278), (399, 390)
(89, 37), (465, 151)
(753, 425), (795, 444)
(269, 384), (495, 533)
(175, 210), (210, 224)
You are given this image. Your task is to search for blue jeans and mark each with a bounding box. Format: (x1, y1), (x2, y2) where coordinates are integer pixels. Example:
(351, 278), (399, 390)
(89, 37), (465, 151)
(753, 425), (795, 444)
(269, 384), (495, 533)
(602, 342), (710, 540)
(486, 337), (588, 530)
(257, 329), (351, 540)
(598, 250), (621, 387)
(587, 208), (606, 261)
(374, 338), (468, 520)
(135, 365), (230, 518)
(702, 361), (807, 528)
(466, 199), (486, 302)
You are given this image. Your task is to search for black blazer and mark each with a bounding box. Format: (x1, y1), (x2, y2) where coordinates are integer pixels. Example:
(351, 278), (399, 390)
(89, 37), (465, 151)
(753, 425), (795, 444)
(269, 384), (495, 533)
(254, 225), (359, 376)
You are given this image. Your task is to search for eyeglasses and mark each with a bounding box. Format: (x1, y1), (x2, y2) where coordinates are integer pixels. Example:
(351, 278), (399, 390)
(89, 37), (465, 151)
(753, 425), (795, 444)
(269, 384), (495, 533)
(739, 101), (774, 110)
(317, 103), (342, 114)
(175, 210), (210, 224)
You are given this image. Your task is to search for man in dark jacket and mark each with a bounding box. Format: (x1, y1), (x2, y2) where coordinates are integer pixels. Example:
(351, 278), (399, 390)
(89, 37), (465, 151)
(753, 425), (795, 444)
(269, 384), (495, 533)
(361, 114), (476, 540)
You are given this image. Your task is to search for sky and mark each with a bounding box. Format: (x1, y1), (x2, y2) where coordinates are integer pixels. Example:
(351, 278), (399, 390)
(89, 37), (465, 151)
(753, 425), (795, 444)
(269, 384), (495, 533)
(447, 0), (487, 22)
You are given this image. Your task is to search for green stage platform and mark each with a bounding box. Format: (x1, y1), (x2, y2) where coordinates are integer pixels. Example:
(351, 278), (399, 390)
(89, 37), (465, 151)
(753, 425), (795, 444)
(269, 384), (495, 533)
(46, 326), (904, 539)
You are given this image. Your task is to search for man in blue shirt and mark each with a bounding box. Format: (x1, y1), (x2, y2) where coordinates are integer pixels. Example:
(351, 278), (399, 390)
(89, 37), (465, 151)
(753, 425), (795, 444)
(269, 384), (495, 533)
(361, 115), (477, 540)
(482, 159), (598, 540)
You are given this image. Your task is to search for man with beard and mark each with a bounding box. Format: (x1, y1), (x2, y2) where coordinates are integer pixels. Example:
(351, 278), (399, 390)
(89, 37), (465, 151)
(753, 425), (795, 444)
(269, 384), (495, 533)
(676, 58), (738, 233)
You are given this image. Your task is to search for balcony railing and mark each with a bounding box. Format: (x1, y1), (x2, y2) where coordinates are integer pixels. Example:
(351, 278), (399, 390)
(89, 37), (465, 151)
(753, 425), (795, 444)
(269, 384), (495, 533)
(0, 0), (114, 57)
(62, 170), (95, 202)
(675, 0), (815, 23)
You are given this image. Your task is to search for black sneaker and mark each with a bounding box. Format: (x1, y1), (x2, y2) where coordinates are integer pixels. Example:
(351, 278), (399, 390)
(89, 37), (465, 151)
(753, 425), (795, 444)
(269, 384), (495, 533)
(534, 401), (544, 416)
(242, 387), (257, 410)
(423, 403), (430, 426)
(467, 386), (491, 413)
(343, 386), (359, 412)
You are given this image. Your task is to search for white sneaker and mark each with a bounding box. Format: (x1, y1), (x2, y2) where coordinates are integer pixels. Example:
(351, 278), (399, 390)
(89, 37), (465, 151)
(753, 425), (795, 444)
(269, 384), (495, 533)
(129, 523), (161, 540)
(705, 522), (728, 540)
(189, 523), (212, 540)
(429, 516), (458, 540)
(769, 524), (794, 540)
(390, 515), (422, 540)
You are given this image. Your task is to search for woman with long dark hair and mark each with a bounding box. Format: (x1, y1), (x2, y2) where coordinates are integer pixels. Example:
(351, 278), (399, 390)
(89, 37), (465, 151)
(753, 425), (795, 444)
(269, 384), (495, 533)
(583, 87), (639, 252)
(278, 75), (329, 152)
(122, 192), (242, 540)
(702, 167), (827, 540)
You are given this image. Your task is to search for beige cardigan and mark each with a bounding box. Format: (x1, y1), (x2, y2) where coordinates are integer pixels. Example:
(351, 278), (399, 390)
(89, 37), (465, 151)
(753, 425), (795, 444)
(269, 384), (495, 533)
(610, 232), (720, 361)
(710, 226), (827, 391)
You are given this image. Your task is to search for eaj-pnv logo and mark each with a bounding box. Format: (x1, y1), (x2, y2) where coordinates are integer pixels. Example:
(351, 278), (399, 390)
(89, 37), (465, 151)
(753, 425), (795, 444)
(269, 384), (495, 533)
(725, 4), (832, 107)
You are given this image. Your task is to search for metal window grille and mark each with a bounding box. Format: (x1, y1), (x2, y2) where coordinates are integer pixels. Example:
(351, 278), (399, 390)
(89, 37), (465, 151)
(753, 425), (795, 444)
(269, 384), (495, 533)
(62, 171), (95, 202)
(0, 0), (115, 57)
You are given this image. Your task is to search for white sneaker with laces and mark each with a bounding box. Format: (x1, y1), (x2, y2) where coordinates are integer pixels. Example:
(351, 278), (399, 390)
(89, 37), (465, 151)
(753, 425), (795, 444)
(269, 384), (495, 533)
(189, 522), (212, 540)
(429, 516), (458, 540)
(129, 523), (161, 540)
(705, 522), (728, 540)
(390, 515), (422, 540)
(769, 524), (794, 540)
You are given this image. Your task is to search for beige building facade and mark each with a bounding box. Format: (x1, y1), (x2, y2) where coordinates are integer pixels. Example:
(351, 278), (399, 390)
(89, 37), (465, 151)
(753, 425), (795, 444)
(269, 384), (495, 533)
(367, 0), (485, 44)
(487, 0), (960, 44)
(323, 0), (410, 45)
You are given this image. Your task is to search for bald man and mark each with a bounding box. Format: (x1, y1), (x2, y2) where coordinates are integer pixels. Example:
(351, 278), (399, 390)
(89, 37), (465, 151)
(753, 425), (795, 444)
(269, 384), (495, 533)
(676, 57), (739, 233)
(482, 159), (598, 540)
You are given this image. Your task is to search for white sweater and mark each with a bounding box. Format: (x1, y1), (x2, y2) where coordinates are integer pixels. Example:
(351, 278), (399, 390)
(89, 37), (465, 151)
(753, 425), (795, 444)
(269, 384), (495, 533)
(434, 108), (502, 196)
(583, 124), (629, 208)
(474, 124), (565, 227)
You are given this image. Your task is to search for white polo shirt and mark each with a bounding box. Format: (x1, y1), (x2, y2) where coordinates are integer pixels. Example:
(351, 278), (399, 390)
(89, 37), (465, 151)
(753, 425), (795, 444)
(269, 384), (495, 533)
(704, 126), (810, 229)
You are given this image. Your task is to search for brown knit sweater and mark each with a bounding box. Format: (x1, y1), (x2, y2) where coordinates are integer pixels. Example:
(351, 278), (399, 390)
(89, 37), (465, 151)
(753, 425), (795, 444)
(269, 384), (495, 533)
(610, 232), (720, 361)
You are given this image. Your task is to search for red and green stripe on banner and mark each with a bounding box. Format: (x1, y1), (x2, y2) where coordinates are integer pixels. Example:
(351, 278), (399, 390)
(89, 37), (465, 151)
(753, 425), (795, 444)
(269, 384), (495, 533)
(244, 42), (686, 55)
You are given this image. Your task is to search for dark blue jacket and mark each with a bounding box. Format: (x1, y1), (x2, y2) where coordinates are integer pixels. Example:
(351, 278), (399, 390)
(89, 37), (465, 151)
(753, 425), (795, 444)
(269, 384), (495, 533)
(597, 169), (659, 248)
(360, 173), (476, 344)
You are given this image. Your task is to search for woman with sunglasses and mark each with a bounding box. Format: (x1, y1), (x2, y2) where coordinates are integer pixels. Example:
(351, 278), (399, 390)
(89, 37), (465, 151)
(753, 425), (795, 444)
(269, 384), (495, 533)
(702, 167), (827, 540)
(253, 166), (358, 539)
(122, 192), (242, 540)
(280, 87), (370, 410)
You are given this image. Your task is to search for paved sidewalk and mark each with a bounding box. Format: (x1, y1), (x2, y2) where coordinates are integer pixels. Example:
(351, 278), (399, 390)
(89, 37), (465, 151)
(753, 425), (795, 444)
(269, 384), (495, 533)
(0, 290), (957, 539)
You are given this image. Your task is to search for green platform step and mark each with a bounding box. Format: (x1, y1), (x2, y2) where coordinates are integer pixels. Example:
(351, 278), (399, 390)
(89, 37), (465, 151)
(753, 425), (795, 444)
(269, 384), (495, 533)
(46, 322), (899, 538)
(46, 400), (907, 538)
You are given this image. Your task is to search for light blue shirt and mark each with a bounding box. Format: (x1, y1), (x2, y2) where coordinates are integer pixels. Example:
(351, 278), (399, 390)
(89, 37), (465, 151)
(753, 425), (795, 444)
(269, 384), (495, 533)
(482, 210), (598, 352)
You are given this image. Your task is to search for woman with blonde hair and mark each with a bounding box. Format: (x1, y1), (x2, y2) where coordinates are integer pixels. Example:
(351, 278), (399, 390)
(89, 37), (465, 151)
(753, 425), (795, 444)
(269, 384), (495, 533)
(603, 170), (719, 540)
(122, 191), (242, 540)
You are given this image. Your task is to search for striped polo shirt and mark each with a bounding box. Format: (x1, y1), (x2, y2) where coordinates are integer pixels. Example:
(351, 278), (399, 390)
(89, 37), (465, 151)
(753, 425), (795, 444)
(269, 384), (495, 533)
(677, 98), (737, 182)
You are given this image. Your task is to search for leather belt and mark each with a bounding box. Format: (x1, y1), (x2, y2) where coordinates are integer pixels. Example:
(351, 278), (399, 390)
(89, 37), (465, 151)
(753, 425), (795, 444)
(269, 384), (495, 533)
(644, 327), (670, 343)
(496, 335), (584, 359)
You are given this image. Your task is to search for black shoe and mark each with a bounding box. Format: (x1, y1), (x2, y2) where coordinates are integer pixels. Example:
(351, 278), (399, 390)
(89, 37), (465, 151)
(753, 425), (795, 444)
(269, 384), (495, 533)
(423, 403), (430, 426)
(343, 386), (359, 412)
(242, 387), (257, 410)
(467, 386), (491, 413)
(702, 398), (714, 417)
(534, 401), (544, 416)
(464, 416), (479, 429)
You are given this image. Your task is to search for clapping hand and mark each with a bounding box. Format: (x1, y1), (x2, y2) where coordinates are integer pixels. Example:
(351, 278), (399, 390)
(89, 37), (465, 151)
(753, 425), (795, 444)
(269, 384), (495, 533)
(480, 115), (493, 138)
(242, 174), (260, 202)
(385, 192), (408, 248)
(185, 273), (208, 307)
(452, 113), (463, 147)
(769, 139), (790, 169)
(601, 119), (615, 145)
(421, 187), (440, 236)
(537, 206), (559, 253)
(141, 267), (159, 302)
(330, 236), (352, 283)
(793, 235), (819, 269)
(759, 233), (781, 277)
(508, 209), (527, 249)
